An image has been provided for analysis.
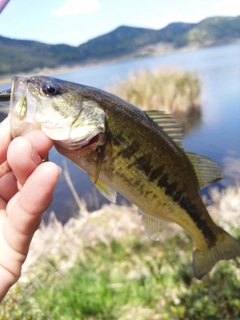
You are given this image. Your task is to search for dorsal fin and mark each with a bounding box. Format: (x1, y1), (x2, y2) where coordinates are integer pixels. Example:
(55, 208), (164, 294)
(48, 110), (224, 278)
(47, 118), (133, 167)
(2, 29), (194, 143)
(144, 111), (222, 190)
(144, 110), (183, 148)
(186, 152), (223, 190)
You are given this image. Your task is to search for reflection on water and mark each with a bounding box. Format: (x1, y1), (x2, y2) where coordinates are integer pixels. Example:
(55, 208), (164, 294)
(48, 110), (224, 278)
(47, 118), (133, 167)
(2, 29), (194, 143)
(175, 107), (202, 134)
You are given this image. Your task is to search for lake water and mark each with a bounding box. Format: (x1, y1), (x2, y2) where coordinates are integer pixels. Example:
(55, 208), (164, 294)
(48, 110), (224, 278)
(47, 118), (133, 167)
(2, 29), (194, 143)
(1, 43), (240, 223)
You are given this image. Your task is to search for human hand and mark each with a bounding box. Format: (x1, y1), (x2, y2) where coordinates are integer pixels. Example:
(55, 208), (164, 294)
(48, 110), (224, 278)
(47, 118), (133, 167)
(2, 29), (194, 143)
(0, 117), (60, 301)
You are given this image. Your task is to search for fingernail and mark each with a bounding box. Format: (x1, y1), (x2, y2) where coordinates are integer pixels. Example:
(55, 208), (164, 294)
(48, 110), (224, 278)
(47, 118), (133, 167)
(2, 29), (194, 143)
(31, 149), (42, 165)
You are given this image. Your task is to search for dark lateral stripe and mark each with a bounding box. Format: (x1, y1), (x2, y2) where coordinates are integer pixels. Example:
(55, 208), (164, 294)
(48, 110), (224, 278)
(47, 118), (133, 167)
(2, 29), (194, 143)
(157, 172), (217, 246)
(136, 155), (217, 246)
(110, 136), (139, 161)
(179, 196), (217, 247)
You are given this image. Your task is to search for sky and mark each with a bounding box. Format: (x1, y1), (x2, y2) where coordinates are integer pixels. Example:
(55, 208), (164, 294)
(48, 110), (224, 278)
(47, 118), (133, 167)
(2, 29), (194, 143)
(0, 0), (239, 47)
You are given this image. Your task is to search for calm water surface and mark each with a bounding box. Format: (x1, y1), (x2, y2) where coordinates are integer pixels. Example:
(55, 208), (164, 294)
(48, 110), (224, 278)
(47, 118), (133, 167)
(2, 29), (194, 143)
(1, 44), (240, 222)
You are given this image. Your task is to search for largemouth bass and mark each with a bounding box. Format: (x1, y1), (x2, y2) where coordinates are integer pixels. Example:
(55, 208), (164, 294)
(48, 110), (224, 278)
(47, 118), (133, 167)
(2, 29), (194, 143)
(9, 75), (240, 279)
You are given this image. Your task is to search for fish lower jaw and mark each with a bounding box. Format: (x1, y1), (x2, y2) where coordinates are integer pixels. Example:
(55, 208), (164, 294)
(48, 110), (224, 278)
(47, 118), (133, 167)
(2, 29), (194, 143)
(54, 133), (100, 151)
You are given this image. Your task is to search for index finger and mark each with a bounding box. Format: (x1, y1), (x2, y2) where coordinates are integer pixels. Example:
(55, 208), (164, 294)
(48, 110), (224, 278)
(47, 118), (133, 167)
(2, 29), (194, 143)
(0, 118), (12, 178)
(0, 117), (11, 165)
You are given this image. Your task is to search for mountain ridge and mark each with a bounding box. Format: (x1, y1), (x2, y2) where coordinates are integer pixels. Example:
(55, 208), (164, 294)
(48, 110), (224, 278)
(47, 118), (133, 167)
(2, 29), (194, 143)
(0, 15), (240, 76)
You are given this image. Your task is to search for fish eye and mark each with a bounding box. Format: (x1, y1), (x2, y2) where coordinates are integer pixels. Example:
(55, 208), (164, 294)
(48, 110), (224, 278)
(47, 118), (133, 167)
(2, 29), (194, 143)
(42, 82), (61, 96)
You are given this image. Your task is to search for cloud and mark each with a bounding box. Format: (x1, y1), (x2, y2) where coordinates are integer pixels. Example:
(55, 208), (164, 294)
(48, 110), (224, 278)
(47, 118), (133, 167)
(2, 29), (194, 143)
(52, 0), (99, 16)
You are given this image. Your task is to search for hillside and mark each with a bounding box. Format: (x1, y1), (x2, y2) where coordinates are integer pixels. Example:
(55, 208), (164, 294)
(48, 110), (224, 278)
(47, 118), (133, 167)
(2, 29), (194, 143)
(0, 15), (240, 76)
(77, 22), (195, 60)
(0, 36), (80, 75)
(186, 16), (240, 46)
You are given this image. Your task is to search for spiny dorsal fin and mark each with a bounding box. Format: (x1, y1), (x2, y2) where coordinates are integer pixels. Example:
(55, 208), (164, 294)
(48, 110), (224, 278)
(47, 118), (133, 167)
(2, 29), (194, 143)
(144, 110), (183, 148)
(89, 175), (117, 203)
(186, 152), (223, 190)
(139, 210), (168, 241)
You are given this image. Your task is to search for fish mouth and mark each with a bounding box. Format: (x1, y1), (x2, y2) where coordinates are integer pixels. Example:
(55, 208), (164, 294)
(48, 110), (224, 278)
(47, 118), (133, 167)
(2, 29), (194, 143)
(10, 76), (28, 117)
(9, 76), (41, 137)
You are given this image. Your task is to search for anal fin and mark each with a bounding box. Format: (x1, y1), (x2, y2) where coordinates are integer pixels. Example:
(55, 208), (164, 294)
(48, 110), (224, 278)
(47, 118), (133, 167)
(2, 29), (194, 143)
(139, 210), (168, 241)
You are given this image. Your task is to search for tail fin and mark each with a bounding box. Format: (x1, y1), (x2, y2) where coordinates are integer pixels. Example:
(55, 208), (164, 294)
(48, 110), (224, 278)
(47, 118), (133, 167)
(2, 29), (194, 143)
(192, 229), (240, 279)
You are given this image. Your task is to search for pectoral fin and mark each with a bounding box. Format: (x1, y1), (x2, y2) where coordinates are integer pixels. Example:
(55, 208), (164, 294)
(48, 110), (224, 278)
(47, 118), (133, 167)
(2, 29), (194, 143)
(139, 210), (168, 241)
(89, 175), (117, 203)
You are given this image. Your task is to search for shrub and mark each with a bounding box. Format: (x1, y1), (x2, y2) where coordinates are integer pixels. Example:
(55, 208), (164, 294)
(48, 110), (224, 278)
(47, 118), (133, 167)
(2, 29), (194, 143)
(108, 68), (202, 131)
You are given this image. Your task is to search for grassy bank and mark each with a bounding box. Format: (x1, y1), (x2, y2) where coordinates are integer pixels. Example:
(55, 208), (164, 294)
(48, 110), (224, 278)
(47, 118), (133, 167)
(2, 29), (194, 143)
(1, 185), (240, 319)
(108, 69), (201, 132)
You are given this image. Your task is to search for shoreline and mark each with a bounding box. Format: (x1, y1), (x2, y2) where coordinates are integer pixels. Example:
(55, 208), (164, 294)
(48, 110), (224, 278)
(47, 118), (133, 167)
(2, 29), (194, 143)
(0, 44), (202, 86)
(1, 41), (240, 86)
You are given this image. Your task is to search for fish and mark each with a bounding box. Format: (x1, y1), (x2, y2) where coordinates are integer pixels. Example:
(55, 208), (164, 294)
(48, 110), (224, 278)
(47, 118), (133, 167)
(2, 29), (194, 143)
(8, 75), (240, 279)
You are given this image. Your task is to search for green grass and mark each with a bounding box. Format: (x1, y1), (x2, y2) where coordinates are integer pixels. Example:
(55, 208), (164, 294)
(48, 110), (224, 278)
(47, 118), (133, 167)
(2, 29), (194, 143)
(1, 225), (240, 319)
(0, 234), (190, 319)
(1, 188), (240, 320)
